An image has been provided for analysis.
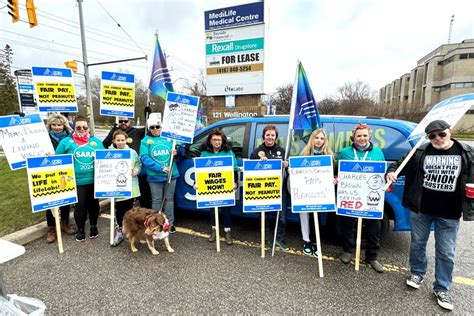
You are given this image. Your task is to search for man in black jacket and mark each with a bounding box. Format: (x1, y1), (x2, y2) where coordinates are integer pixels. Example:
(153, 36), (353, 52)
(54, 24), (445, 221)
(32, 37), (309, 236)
(386, 120), (474, 311)
(102, 117), (151, 208)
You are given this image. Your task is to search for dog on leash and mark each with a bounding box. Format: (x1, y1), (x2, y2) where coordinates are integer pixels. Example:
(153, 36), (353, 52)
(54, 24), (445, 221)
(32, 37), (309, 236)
(122, 207), (174, 255)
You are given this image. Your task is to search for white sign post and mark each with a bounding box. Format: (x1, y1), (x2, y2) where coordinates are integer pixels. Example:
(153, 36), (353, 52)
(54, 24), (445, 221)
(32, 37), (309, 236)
(337, 160), (387, 271)
(94, 150), (132, 245)
(194, 156), (236, 253)
(161, 92), (199, 144)
(289, 156), (336, 277)
(243, 159), (282, 258)
(0, 113), (54, 170)
(26, 154), (77, 254)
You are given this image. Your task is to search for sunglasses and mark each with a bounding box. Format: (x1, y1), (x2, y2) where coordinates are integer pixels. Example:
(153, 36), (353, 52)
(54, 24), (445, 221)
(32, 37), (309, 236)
(427, 132), (447, 140)
(118, 120), (129, 124)
(75, 126), (89, 131)
(149, 125), (161, 130)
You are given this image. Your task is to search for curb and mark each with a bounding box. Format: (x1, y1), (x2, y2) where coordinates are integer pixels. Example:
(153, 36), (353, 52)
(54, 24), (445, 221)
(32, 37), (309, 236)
(2, 200), (111, 246)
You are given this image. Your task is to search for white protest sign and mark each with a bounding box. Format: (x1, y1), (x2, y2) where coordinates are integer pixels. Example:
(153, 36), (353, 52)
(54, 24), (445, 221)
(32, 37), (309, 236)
(94, 150), (132, 198)
(26, 155), (77, 213)
(161, 92), (199, 144)
(243, 159), (282, 212)
(100, 71), (135, 118)
(337, 160), (387, 219)
(194, 156), (235, 208)
(0, 113), (54, 170)
(289, 156), (336, 212)
(408, 93), (474, 141)
(32, 67), (78, 112)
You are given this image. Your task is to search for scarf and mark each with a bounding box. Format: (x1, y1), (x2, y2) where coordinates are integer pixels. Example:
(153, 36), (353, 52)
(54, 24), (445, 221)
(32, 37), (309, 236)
(73, 132), (90, 145)
(49, 130), (68, 144)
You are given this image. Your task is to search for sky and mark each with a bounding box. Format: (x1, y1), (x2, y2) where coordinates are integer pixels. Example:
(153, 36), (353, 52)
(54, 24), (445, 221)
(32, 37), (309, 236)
(1, 0), (473, 100)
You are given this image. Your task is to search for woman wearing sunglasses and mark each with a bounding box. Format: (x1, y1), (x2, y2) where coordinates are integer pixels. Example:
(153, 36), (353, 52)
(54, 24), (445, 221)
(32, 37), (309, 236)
(139, 114), (180, 233)
(56, 116), (105, 242)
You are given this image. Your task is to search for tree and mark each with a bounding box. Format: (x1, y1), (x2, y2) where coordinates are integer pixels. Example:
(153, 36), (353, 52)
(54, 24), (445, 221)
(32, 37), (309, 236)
(182, 70), (213, 123)
(336, 80), (377, 116)
(271, 83), (293, 114)
(0, 44), (19, 116)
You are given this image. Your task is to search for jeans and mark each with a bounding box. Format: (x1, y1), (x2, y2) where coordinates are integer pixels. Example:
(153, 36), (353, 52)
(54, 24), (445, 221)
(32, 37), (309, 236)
(149, 179), (176, 225)
(410, 211), (460, 292)
(265, 209), (286, 243)
(210, 207), (232, 230)
(46, 205), (71, 227)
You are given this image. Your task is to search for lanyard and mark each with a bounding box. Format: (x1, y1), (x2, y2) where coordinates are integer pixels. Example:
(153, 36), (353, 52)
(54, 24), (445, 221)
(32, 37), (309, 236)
(353, 147), (369, 161)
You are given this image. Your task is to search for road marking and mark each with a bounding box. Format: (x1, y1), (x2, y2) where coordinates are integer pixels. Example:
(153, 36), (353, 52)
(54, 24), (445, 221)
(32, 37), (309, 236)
(100, 214), (473, 286)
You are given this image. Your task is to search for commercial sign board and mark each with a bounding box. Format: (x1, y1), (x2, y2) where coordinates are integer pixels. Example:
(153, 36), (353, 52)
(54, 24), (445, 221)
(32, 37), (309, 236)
(204, 2), (264, 31)
(14, 69), (37, 115)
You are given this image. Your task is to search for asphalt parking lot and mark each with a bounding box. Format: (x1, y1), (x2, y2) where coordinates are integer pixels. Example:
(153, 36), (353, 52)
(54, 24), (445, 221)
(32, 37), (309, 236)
(1, 208), (473, 314)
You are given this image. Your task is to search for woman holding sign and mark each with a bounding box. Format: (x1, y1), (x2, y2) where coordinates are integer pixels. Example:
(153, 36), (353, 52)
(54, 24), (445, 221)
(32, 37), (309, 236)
(197, 129), (238, 245)
(337, 122), (385, 273)
(299, 128), (336, 256)
(44, 114), (75, 243)
(140, 116), (179, 233)
(56, 116), (104, 242)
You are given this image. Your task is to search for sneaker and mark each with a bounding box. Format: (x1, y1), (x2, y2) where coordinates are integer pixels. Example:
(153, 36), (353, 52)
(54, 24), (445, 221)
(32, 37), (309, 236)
(275, 240), (288, 252)
(367, 260), (384, 273)
(303, 242), (313, 256)
(406, 274), (424, 289)
(170, 225), (176, 234)
(89, 226), (99, 239)
(311, 243), (319, 258)
(75, 229), (86, 242)
(208, 230), (216, 242)
(112, 230), (124, 247)
(433, 290), (453, 311)
(225, 231), (233, 245)
(340, 252), (352, 264)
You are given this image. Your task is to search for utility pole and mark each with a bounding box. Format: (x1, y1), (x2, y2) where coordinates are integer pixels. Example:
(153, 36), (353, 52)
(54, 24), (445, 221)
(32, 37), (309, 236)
(77, 0), (96, 135)
(448, 14), (455, 44)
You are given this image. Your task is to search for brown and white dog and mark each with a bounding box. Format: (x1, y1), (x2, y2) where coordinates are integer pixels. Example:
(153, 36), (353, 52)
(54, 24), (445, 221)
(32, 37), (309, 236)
(122, 207), (174, 255)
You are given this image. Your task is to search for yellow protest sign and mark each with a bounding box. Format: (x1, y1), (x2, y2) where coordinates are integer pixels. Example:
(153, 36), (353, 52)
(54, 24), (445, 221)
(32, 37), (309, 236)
(35, 82), (76, 104)
(101, 84), (135, 107)
(244, 176), (281, 200)
(196, 170), (234, 195)
(30, 169), (75, 198)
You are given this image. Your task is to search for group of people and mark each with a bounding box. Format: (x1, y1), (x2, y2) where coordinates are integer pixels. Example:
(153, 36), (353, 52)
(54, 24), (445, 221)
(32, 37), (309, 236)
(42, 113), (472, 311)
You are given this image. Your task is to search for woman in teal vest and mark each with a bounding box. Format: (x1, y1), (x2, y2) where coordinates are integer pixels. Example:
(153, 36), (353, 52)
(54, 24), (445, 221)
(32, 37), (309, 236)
(56, 116), (104, 242)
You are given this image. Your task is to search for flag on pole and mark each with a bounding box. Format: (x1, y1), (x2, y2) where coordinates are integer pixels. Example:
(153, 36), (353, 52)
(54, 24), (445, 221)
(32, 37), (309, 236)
(288, 61), (321, 130)
(149, 35), (174, 99)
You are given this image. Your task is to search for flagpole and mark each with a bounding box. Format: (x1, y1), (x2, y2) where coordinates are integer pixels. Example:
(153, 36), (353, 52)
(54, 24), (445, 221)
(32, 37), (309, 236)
(272, 60), (300, 256)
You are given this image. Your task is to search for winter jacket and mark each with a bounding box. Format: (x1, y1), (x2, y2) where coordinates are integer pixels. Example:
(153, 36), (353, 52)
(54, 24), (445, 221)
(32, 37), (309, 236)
(337, 142), (385, 161)
(116, 146), (141, 202)
(387, 139), (474, 221)
(140, 135), (179, 182)
(250, 143), (285, 160)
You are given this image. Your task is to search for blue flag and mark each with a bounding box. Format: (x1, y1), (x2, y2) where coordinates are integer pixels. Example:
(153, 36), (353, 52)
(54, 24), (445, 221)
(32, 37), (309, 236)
(288, 61), (321, 130)
(149, 36), (174, 99)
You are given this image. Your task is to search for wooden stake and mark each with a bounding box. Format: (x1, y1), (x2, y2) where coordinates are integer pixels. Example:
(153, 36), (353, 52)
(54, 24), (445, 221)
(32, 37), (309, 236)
(355, 218), (363, 271)
(214, 207), (220, 252)
(110, 198), (115, 245)
(52, 207), (63, 254)
(261, 212), (265, 258)
(313, 212), (324, 277)
(271, 211), (279, 257)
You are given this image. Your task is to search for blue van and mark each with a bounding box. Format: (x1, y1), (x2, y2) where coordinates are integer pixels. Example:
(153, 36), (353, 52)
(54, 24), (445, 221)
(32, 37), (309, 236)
(174, 115), (417, 235)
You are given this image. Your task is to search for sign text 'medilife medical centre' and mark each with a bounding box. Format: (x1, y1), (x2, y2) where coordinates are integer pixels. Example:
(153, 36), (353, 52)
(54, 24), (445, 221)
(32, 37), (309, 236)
(204, 2), (264, 31)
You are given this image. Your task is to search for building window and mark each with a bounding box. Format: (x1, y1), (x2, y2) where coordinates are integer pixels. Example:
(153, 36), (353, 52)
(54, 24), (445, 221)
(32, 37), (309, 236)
(460, 54), (468, 59)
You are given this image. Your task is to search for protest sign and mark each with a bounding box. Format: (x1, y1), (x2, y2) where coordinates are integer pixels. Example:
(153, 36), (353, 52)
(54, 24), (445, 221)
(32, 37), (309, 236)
(94, 150), (132, 198)
(289, 156), (336, 212)
(337, 160), (387, 219)
(100, 71), (135, 118)
(408, 93), (474, 141)
(194, 156), (235, 208)
(32, 67), (78, 112)
(161, 92), (199, 143)
(242, 159), (282, 212)
(26, 154), (77, 212)
(0, 113), (54, 170)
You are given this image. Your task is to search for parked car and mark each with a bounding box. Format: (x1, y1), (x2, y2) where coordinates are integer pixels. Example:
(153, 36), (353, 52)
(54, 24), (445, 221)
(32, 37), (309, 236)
(174, 115), (417, 236)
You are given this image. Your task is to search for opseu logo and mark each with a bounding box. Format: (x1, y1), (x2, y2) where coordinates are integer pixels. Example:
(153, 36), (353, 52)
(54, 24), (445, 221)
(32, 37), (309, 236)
(105, 152), (122, 159)
(301, 158), (321, 167)
(9, 117), (32, 126)
(40, 158), (62, 166)
(254, 162), (272, 170)
(205, 159), (223, 167)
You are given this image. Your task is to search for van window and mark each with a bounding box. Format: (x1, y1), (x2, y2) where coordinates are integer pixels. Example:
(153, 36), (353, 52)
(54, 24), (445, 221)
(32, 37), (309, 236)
(188, 123), (247, 158)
